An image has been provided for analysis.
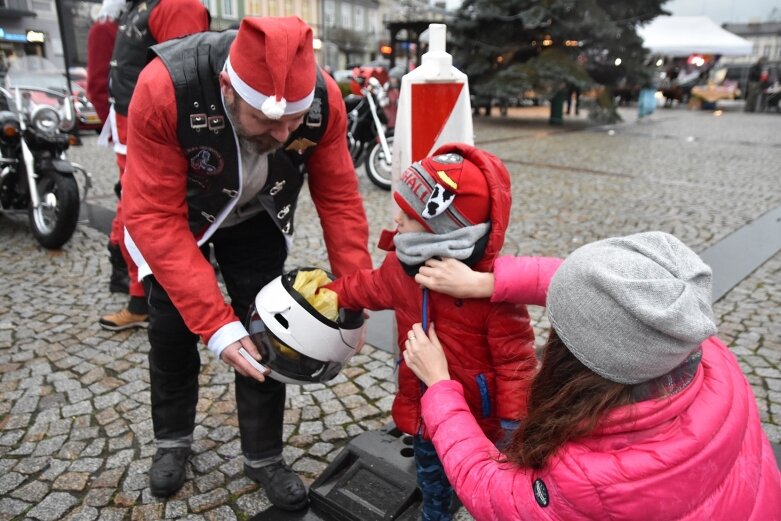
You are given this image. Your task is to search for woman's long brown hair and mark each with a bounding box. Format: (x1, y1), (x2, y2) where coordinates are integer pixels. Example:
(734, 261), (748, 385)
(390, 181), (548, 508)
(503, 329), (634, 469)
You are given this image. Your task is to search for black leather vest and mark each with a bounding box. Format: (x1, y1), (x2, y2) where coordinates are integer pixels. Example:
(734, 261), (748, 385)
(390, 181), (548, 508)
(152, 30), (329, 240)
(109, 0), (160, 116)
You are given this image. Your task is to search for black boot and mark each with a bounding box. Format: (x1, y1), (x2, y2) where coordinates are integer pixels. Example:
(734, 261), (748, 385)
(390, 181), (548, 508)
(150, 447), (190, 497)
(108, 242), (129, 294)
(245, 460), (308, 511)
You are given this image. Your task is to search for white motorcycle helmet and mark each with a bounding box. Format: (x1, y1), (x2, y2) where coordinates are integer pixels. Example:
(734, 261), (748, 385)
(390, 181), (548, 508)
(245, 268), (365, 385)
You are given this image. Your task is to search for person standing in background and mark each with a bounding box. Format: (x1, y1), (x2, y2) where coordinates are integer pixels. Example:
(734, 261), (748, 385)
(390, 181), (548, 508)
(96, 0), (209, 332)
(745, 56), (768, 113)
(87, 0), (127, 295)
(87, 0), (124, 124)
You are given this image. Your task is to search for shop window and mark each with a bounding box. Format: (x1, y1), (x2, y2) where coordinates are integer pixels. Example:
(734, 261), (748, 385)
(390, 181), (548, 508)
(222, 0), (237, 19)
(324, 0), (334, 27)
(301, 0), (311, 23)
(31, 0), (51, 12)
(354, 5), (364, 32)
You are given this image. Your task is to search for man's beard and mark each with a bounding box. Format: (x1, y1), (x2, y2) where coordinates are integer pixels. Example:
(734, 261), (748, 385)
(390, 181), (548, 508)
(226, 96), (283, 155)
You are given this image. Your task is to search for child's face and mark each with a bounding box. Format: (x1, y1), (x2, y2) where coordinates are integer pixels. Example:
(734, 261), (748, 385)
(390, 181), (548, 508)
(394, 209), (427, 234)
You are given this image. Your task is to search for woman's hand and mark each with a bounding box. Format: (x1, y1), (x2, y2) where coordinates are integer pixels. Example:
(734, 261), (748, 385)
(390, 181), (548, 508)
(415, 257), (494, 299)
(403, 322), (450, 387)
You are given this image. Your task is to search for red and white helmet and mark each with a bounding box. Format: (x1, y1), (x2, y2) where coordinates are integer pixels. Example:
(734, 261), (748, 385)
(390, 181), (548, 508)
(245, 268), (365, 385)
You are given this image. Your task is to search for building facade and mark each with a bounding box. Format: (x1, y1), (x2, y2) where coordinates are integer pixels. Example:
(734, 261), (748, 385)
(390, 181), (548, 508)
(0, 0), (65, 73)
(204, 0), (386, 69)
(722, 21), (781, 65)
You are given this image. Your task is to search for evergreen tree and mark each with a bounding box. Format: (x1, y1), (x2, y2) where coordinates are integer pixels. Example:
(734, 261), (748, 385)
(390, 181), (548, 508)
(450, 0), (669, 119)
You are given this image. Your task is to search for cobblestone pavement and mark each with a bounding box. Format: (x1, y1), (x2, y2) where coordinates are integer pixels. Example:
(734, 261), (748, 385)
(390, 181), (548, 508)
(0, 105), (779, 520)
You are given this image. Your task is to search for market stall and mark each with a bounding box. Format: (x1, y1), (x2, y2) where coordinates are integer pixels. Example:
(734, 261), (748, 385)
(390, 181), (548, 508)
(638, 16), (752, 108)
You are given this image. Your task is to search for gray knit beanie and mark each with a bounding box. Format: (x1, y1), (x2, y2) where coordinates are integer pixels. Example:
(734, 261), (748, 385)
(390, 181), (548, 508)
(547, 231), (717, 385)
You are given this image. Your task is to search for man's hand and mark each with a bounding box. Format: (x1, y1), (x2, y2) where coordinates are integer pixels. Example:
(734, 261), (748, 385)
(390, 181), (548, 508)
(221, 336), (270, 382)
(402, 322), (450, 387)
(414, 257), (494, 299)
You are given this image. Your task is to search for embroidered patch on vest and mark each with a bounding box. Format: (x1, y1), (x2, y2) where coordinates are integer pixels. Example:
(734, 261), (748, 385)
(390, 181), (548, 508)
(187, 147), (224, 176)
(533, 478), (549, 507)
(286, 137), (317, 155)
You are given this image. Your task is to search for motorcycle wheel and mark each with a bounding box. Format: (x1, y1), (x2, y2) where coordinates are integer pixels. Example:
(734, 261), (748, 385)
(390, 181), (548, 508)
(365, 134), (393, 191)
(28, 173), (80, 249)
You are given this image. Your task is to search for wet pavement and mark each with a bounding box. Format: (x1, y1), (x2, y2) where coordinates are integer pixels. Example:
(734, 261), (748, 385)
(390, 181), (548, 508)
(0, 103), (779, 520)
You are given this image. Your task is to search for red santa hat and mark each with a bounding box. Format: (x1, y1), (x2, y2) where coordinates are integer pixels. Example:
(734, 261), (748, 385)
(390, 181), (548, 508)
(226, 16), (316, 119)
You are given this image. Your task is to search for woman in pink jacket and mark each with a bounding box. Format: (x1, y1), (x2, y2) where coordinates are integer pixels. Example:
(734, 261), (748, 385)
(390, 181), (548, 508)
(404, 231), (781, 520)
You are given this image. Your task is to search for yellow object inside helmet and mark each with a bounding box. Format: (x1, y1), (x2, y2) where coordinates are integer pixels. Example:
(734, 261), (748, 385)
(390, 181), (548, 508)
(292, 269), (339, 321)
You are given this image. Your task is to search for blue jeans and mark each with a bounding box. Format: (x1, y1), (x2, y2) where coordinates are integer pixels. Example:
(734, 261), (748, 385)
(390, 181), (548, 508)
(413, 436), (452, 521)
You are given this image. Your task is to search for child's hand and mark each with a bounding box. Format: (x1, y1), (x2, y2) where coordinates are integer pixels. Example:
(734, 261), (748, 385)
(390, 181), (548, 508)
(403, 323), (450, 386)
(415, 258), (494, 299)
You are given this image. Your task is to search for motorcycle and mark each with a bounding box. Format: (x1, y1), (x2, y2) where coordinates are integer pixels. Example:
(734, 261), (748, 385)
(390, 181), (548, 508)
(345, 75), (393, 191)
(0, 56), (91, 249)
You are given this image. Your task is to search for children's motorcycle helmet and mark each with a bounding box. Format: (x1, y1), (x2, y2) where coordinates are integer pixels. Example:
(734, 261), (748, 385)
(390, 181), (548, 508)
(245, 268), (365, 385)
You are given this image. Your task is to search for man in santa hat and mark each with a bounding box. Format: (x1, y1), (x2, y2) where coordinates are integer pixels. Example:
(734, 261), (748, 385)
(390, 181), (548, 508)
(121, 16), (372, 509)
(91, 0), (209, 332)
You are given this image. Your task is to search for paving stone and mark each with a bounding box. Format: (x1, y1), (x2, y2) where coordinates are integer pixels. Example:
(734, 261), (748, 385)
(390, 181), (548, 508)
(129, 503), (163, 520)
(53, 471), (90, 491)
(92, 467), (126, 488)
(83, 488), (114, 507)
(95, 507), (129, 521)
(204, 505), (238, 521)
(81, 438), (106, 457)
(308, 442), (334, 457)
(113, 490), (141, 507)
(292, 457), (328, 475)
(299, 420), (325, 435)
(195, 470), (226, 493)
(164, 500), (188, 519)
(0, 497), (30, 520)
(105, 448), (134, 469)
(10, 479), (49, 502)
(234, 489), (273, 517)
(189, 488), (230, 513)
(192, 451), (225, 473)
(63, 506), (99, 521)
(26, 491), (79, 521)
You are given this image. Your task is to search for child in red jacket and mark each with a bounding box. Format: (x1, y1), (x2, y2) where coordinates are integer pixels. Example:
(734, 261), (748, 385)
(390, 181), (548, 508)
(328, 143), (537, 521)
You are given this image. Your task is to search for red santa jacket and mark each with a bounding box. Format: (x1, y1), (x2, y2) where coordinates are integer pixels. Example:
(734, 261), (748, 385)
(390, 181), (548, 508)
(329, 144), (537, 440)
(122, 57), (371, 356)
(104, 0), (209, 142)
(86, 18), (117, 122)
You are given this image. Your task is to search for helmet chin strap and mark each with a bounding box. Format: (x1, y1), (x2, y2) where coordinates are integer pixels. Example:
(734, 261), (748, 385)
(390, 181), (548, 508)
(422, 288), (429, 334)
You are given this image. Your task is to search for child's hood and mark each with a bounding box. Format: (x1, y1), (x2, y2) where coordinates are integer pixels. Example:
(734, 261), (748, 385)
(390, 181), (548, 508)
(428, 143), (511, 272)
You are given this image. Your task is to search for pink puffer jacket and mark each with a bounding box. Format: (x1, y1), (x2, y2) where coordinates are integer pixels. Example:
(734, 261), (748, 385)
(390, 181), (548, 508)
(421, 255), (781, 520)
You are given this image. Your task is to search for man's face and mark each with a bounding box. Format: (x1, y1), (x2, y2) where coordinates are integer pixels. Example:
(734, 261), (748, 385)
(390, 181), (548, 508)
(221, 73), (307, 154)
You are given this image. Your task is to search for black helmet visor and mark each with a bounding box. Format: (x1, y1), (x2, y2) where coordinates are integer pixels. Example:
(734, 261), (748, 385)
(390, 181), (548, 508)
(246, 307), (344, 383)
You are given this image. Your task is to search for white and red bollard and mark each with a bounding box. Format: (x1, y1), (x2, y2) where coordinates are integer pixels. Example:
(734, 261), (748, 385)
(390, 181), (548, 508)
(390, 23), (474, 216)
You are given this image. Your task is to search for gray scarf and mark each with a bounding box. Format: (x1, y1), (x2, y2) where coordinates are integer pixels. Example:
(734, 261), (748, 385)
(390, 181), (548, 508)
(394, 222), (491, 266)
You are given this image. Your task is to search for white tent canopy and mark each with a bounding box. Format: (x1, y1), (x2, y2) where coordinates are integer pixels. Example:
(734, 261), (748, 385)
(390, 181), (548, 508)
(638, 16), (752, 57)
